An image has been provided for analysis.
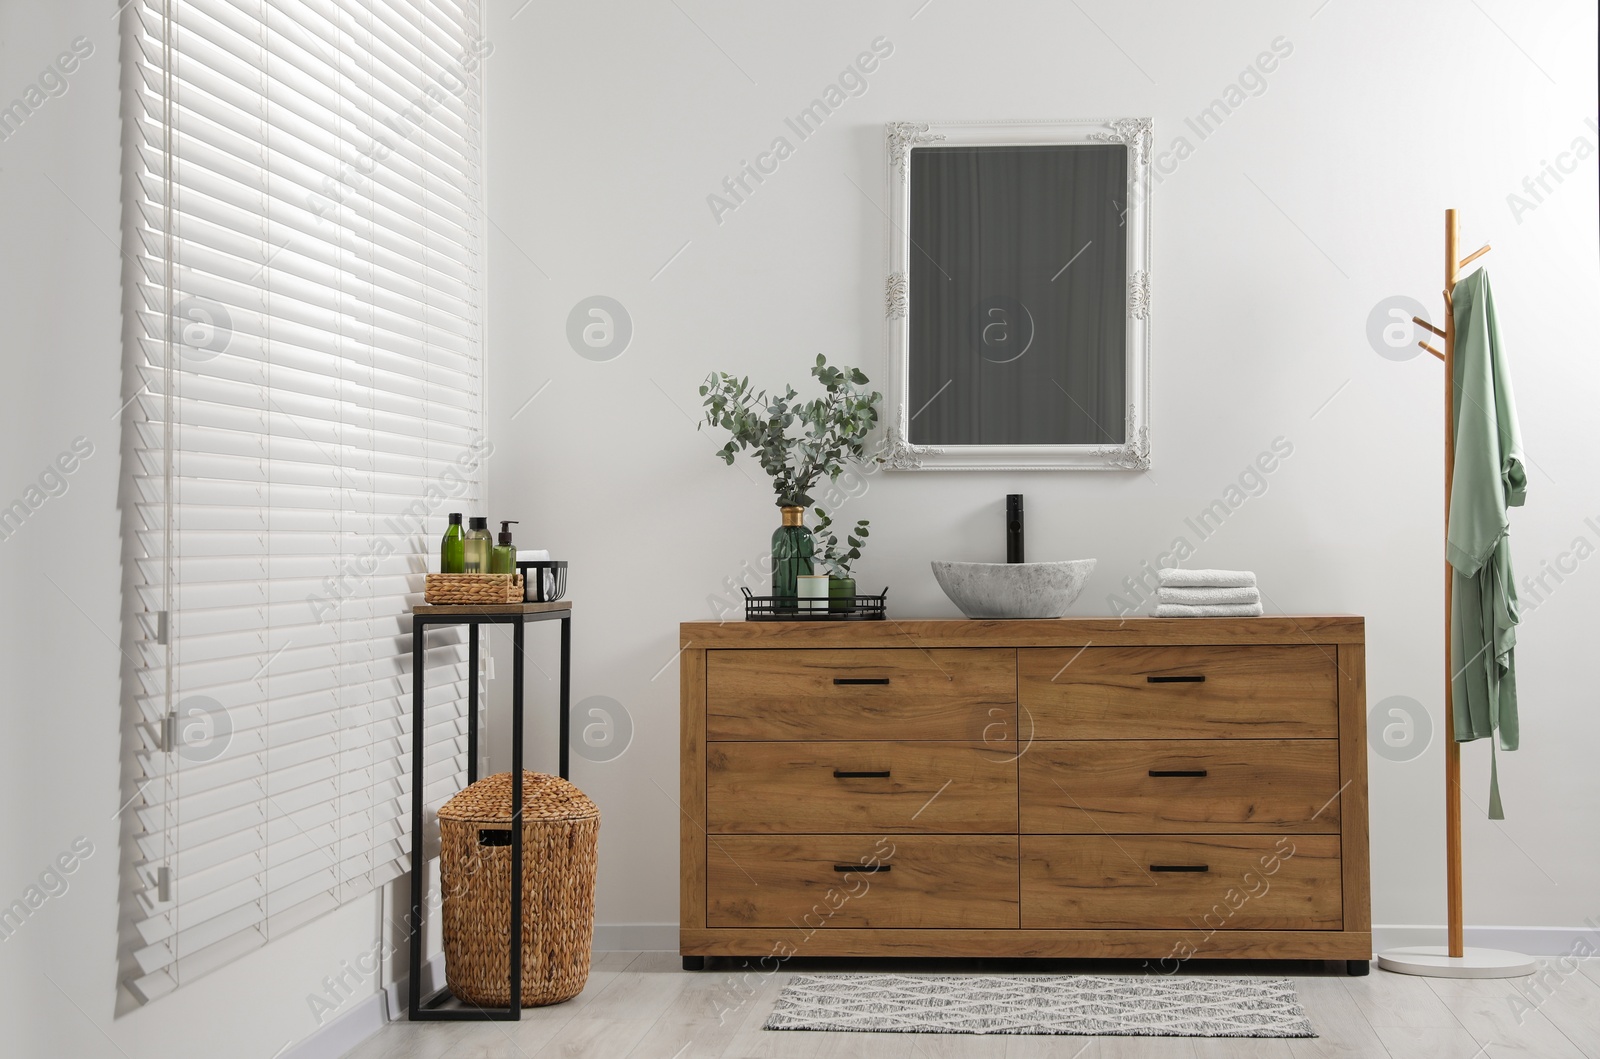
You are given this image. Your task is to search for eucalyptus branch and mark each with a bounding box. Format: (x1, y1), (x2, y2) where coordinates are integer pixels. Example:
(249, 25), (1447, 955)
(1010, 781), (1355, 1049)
(698, 355), (883, 509)
(814, 507), (871, 578)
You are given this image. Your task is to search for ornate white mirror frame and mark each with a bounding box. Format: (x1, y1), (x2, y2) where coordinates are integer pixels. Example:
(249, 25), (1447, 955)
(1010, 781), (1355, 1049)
(883, 118), (1152, 471)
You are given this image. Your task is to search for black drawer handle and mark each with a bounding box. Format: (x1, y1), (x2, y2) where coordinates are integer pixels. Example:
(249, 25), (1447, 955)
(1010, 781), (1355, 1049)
(833, 769), (891, 779)
(1148, 769), (1208, 778)
(1147, 675), (1206, 683)
(833, 677), (891, 685)
(835, 864), (890, 873)
(1150, 864), (1209, 873)
(478, 829), (512, 847)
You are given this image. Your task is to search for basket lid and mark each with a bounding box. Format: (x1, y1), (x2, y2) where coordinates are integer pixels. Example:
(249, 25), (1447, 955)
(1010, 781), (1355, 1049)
(438, 770), (598, 823)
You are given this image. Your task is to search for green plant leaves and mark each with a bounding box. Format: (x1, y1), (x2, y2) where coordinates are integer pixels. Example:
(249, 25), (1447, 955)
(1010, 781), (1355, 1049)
(808, 507), (871, 577)
(698, 357), (884, 515)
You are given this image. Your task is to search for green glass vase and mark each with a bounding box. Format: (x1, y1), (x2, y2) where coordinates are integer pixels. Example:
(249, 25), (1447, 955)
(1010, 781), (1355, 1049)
(770, 506), (815, 606)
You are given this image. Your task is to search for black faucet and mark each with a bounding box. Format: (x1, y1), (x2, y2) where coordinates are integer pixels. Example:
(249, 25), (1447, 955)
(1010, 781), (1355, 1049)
(1006, 494), (1024, 564)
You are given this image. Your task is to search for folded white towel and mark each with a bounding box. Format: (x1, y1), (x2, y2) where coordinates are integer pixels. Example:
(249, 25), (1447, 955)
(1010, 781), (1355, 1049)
(1157, 586), (1261, 606)
(1156, 602), (1264, 617)
(1158, 568), (1257, 589)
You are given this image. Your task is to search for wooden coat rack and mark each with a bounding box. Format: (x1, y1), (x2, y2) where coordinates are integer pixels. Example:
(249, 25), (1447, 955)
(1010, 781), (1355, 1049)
(1376, 209), (1535, 979)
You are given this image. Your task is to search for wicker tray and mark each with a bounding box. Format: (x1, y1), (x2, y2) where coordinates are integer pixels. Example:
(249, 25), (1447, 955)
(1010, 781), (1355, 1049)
(424, 573), (524, 604)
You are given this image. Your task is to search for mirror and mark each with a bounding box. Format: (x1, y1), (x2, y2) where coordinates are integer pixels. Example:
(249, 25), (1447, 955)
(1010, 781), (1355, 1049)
(883, 120), (1151, 470)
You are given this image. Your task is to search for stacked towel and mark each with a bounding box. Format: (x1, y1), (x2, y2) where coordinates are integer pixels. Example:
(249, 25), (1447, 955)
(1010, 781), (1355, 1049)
(1155, 568), (1262, 617)
(1158, 568), (1257, 588)
(1157, 586), (1260, 606)
(1157, 601), (1263, 617)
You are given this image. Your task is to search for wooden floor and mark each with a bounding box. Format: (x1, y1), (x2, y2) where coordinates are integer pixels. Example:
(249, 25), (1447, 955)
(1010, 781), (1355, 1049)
(342, 952), (1600, 1059)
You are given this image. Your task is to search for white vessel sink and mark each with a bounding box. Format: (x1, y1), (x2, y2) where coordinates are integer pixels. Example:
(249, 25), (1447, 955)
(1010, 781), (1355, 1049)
(931, 559), (1097, 619)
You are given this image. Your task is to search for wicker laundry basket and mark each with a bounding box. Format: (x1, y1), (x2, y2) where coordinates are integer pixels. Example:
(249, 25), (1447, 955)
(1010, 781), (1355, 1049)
(438, 771), (599, 1007)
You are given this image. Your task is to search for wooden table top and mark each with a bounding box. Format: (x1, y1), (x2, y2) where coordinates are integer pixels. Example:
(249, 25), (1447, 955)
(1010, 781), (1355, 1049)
(679, 614), (1364, 646)
(414, 600), (572, 616)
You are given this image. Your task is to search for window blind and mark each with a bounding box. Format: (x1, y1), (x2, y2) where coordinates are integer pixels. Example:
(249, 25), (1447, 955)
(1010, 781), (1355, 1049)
(122, 0), (486, 1003)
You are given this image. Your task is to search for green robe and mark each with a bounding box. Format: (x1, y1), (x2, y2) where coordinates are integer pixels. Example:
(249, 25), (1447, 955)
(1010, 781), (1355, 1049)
(1447, 268), (1525, 820)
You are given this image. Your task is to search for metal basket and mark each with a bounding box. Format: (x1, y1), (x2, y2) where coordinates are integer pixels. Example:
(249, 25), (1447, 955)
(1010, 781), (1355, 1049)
(514, 560), (568, 603)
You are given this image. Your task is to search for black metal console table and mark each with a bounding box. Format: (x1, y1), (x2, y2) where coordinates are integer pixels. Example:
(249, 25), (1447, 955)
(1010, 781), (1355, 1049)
(407, 600), (572, 1021)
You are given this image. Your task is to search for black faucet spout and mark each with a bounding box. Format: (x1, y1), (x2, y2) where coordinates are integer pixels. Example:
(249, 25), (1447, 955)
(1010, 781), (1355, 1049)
(1006, 494), (1024, 564)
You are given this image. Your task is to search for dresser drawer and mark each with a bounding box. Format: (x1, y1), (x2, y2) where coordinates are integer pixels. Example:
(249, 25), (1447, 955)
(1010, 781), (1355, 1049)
(706, 648), (1015, 740)
(708, 741), (1018, 834)
(1020, 740), (1341, 833)
(1019, 646), (1337, 739)
(1021, 835), (1342, 930)
(708, 835), (1019, 929)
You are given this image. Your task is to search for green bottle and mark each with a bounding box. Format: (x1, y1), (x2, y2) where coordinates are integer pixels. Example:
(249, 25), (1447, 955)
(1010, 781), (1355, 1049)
(491, 520), (518, 574)
(440, 512), (465, 573)
(770, 505), (815, 604)
(462, 516), (492, 573)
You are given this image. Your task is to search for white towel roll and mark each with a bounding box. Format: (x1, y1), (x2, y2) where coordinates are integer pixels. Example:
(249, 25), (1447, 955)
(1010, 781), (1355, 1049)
(514, 548), (553, 599)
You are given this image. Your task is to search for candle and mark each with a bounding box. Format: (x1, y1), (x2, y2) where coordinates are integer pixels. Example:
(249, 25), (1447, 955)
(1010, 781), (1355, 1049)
(797, 574), (830, 613)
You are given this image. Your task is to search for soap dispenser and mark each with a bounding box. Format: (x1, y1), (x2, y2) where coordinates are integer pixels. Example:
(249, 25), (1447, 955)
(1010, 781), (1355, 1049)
(491, 521), (519, 575)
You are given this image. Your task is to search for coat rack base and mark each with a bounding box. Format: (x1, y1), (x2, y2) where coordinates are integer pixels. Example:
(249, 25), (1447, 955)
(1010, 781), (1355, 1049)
(1377, 945), (1535, 979)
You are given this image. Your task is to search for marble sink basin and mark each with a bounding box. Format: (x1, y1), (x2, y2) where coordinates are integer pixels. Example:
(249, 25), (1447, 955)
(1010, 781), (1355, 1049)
(931, 559), (1097, 619)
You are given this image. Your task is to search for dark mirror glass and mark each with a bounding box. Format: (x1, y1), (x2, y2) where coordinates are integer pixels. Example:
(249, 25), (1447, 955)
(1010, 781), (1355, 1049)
(907, 143), (1128, 446)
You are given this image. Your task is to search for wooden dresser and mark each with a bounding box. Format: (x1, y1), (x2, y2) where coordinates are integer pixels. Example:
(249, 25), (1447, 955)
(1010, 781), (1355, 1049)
(679, 617), (1371, 973)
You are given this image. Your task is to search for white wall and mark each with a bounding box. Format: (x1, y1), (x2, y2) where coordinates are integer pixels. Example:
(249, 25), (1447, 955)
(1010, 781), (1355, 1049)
(1, 1), (1594, 1056)
(481, 0), (1600, 944)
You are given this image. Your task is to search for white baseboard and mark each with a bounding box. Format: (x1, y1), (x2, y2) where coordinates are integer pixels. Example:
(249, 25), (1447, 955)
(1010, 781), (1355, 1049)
(280, 926), (674, 1059)
(280, 993), (388, 1059)
(283, 954), (445, 1059)
(594, 922), (677, 951)
(382, 953), (449, 1024)
(1373, 923), (1597, 957)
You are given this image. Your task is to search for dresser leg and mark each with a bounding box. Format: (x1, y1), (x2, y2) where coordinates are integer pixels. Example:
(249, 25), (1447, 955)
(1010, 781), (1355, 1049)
(682, 956), (705, 971)
(1346, 960), (1370, 976)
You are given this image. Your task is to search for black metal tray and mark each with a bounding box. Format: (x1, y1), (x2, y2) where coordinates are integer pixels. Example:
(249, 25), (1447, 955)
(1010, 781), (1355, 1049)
(741, 587), (887, 621)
